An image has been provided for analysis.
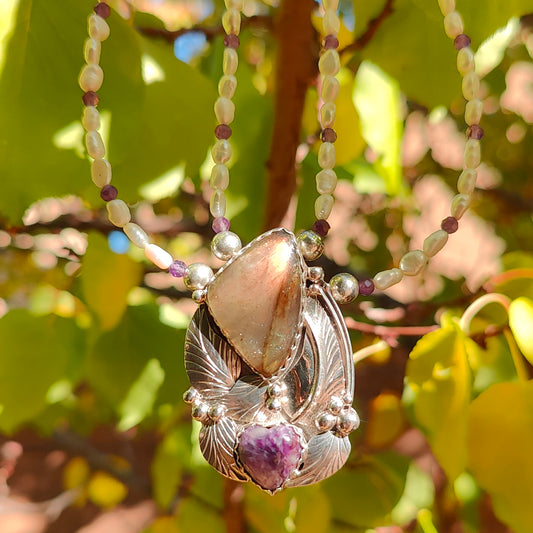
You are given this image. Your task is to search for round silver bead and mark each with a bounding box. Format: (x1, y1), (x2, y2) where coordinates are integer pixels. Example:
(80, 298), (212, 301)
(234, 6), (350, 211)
(209, 404), (226, 422)
(316, 412), (336, 432)
(342, 392), (353, 405)
(191, 402), (209, 421)
(297, 230), (324, 261)
(184, 263), (214, 291)
(191, 289), (206, 304)
(329, 273), (359, 304)
(308, 266), (324, 282)
(328, 396), (343, 415)
(336, 408), (360, 435)
(267, 383), (283, 398)
(266, 397), (282, 411)
(183, 387), (199, 404)
(211, 231), (242, 261)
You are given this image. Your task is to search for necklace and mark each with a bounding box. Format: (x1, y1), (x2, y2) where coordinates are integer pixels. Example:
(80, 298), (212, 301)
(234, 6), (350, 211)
(79, 0), (482, 493)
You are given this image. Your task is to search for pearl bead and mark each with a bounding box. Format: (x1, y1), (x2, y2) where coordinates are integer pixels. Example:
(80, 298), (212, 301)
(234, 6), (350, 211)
(316, 412), (336, 432)
(210, 190), (227, 218)
(457, 47), (475, 74)
(82, 106), (100, 131)
(185, 263), (214, 291)
(399, 250), (427, 276)
(465, 99), (483, 125)
(457, 168), (477, 194)
(124, 223), (149, 249)
(224, 0), (243, 9)
(145, 243), (173, 269)
(212, 140), (232, 165)
(451, 193), (471, 219)
(323, 10), (340, 36)
(321, 75), (340, 102)
(106, 199), (131, 227)
(84, 38), (101, 64)
(337, 408), (360, 435)
(318, 49), (340, 76)
(329, 273), (359, 304)
(86, 131), (105, 159)
(88, 14), (110, 41)
(218, 75), (237, 99)
(211, 231), (242, 261)
(214, 97), (235, 125)
(462, 71), (480, 101)
(222, 9), (241, 35)
(316, 169), (337, 194)
(91, 159), (112, 187)
(438, 0), (455, 15)
(223, 48), (238, 75)
(323, 0), (339, 9)
(210, 164), (230, 190)
(183, 387), (199, 404)
(320, 102), (336, 128)
(318, 142), (335, 169)
(374, 268), (403, 290)
(444, 11), (463, 38)
(191, 402), (209, 421)
(423, 230), (448, 257)
(297, 230), (324, 261)
(464, 139), (481, 168)
(315, 193), (334, 220)
(79, 64), (104, 92)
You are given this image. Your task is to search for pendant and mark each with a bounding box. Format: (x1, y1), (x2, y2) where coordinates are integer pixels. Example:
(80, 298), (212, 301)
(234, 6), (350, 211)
(183, 229), (359, 493)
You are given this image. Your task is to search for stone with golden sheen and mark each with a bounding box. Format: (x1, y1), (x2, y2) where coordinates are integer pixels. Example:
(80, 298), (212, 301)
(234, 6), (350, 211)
(206, 229), (305, 377)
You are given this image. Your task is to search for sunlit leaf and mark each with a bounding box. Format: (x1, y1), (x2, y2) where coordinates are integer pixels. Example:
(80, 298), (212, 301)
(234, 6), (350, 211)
(176, 498), (225, 533)
(365, 392), (406, 449)
(293, 486), (331, 533)
(509, 297), (533, 365)
(63, 456), (90, 490)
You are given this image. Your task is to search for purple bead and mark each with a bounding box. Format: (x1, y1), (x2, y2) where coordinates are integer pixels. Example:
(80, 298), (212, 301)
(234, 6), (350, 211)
(312, 219), (330, 237)
(100, 184), (118, 201)
(169, 260), (187, 278)
(212, 216), (230, 233)
(224, 33), (240, 49)
(358, 279), (375, 296)
(215, 124), (232, 139)
(323, 35), (339, 50)
(82, 91), (99, 106)
(468, 124), (484, 140)
(441, 216), (459, 234)
(454, 34), (471, 50)
(321, 128), (337, 143)
(236, 424), (303, 492)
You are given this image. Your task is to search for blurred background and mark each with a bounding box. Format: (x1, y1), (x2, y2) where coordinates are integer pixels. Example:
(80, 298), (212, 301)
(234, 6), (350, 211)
(0, 0), (533, 531)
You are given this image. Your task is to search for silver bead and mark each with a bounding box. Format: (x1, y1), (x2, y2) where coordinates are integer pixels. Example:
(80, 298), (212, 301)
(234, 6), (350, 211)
(328, 396), (343, 414)
(267, 383), (283, 398)
(329, 273), (359, 304)
(297, 230), (324, 261)
(308, 266), (324, 282)
(266, 397), (282, 411)
(342, 392), (353, 405)
(211, 231), (242, 261)
(209, 404), (226, 422)
(191, 402), (209, 421)
(183, 387), (199, 404)
(192, 289), (207, 304)
(316, 412), (336, 432)
(184, 263), (214, 291)
(336, 408), (360, 435)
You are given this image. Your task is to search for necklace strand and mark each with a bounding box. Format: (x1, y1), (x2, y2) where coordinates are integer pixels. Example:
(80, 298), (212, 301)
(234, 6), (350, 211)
(78, 1), (483, 304)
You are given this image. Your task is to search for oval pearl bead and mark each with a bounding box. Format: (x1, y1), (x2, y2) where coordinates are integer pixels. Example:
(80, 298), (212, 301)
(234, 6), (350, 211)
(316, 169), (337, 194)
(223, 48), (238, 75)
(329, 273), (359, 304)
(444, 11), (463, 38)
(320, 102), (336, 128)
(457, 168), (477, 194)
(224, 0), (243, 8)
(210, 164), (230, 190)
(438, 0), (455, 15)
(462, 71), (480, 101)
(124, 222), (149, 249)
(457, 47), (475, 74)
(88, 14), (110, 41)
(86, 131), (105, 159)
(218, 75), (237, 99)
(451, 193), (471, 219)
(319, 49), (341, 76)
(321, 75), (340, 102)
(222, 8), (241, 35)
(464, 139), (481, 168)
(318, 142), (335, 169)
(315, 194), (334, 220)
(423, 230), (449, 257)
(399, 250), (427, 276)
(84, 38), (101, 64)
(465, 99), (483, 125)
(374, 268), (403, 290)
(106, 199), (131, 227)
(91, 158), (112, 187)
(323, 10), (340, 36)
(184, 263), (214, 291)
(210, 190), (227, 217)
(145, 243), (173, 269)
(211, 231), (242, 261)
(79, 64), (104, 92)
(214, 97), (235, 125)
(82, 106), (100, 131)
(323, 0), (339, 9)
(212, 139), (232, 164)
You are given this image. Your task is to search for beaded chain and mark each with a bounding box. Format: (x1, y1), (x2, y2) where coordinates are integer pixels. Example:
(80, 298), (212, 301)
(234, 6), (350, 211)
(78, 0), (483, 305)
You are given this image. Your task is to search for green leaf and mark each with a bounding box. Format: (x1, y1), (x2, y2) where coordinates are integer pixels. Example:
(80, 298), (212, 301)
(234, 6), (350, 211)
(468, 380), (533, 533)
(292, 486), (331, 533)
(176, 498), (225, 533)
(509, 297), (533, 365)
(404, 325), (471, 480)
(0, 310), (85, 432)
(244, 486), (290, 533)
(81, 233), (143, 331)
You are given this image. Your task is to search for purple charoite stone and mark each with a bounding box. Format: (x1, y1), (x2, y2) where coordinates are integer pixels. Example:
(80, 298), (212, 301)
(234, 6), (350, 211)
(237, 424), (303, 491)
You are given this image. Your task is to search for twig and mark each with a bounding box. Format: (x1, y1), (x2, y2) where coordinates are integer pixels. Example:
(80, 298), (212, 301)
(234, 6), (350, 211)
(223, 479), (247, 533)
(345, 316), (439, 338)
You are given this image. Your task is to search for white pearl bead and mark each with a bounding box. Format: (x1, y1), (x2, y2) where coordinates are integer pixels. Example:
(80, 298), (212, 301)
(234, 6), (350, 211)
(323, 9), (340, 36)
(86, 131), (105, 159)
(185, 263), (214, 291)
(211, 231), (242, 261)
(214, 97), (235, 125)
(145, 243), (173, 269)
(88, 14), (110, 41)
(462, 71), (480, 101)
(212, 139), (232, 164)
(218, 75), (237, 99)
(84, 38), (101, 64)
(222, 9), (241, 35)
(223, 48), (238, 75)
(82, 106), (100, 131)
(315, 193), (334, 220)
(321, 75), (340, 102)
(329, 273), (359, 304)
(323, 0), (339, 9)
(399, 250), (427, 276)
(464, 139), (481, 169)
(224, 0), (243, 9)
(444, 11), (463, 38)
(210, 190), (227, 218)
(437, 0), (455, 15)
(319, 49), (340, 76)
(320, 102), (336, 128)
(374, 268), (403, 290)
(79, 64), (104, 92)
(457, 47), (475, 75)
(457, 168), (477, 195)
(106, 199), (131, 227)
(423, 230), (449, 257)
(465, 99), (483, 125)
(210, 164), (230, 190)
(124, 223), (149, 249)
(318, 142), (335, 169)
(316, 169), (337, 194)
(91, 159), (112, 187)
(451, 193), (471, 219)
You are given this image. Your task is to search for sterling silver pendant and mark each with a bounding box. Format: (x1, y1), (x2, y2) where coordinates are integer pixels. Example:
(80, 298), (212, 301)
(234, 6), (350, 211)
(183, 229), (359, 493)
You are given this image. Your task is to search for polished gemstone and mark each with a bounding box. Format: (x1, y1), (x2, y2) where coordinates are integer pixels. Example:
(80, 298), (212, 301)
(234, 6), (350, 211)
(237, 424), (303, 491)
(206, 229), (304, 377)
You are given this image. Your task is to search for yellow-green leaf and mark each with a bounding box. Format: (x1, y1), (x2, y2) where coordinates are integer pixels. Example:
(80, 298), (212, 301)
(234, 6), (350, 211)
(87, 471), (128, 508)
(468, 381), (533, 533)
(509, 297), (533, 364)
